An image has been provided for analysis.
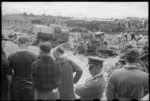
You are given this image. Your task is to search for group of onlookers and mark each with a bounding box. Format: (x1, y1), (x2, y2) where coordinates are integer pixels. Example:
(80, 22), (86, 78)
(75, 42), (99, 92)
(118, 32), (144, 49)
(1, 35), (83, 100)
(1, 34), (149, 100)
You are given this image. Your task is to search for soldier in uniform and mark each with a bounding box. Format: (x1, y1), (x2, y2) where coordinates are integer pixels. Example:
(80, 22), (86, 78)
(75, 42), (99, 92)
(106, 48), (149, 100)
(75, 56), (106, 100)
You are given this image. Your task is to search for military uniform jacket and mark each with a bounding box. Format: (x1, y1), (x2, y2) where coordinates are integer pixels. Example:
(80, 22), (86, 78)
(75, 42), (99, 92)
(106, 65), (149, 100)
(75, 72), (105, 100)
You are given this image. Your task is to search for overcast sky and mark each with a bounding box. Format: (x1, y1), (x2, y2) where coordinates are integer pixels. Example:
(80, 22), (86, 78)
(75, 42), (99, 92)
(2, 2), (148, 18)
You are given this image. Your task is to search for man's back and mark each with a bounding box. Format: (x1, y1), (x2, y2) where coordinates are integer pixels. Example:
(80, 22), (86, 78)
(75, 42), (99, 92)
(56, 56), (75, 100)
(107, 66), (149, 100)
(8, 51), (36, 79)
(32, 54), (61, 92)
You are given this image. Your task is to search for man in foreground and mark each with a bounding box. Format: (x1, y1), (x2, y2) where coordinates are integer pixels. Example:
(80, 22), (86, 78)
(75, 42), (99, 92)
(53, 47), (83, 100)
(75, 56), (106, 100)
(8, 36), (37, 100)
(106, 48), (149, 100)
(31, 42), (61, 100)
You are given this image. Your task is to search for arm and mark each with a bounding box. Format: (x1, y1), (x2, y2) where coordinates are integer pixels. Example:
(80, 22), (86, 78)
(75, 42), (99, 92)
(6, 55), (13, 85)
(54, 61), (61, 86)
(75, 80), (97, 98)
(69, 61), (83, 84)
(106, 71), (117, 100)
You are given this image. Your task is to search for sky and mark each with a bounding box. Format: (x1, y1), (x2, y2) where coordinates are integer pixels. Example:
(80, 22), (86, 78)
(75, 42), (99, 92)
(2, 2), (148, 18)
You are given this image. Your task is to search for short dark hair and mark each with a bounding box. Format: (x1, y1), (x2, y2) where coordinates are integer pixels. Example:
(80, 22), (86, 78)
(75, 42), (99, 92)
(18, 36), (29, 44)
(125, 48), (139, 63)
(40, 42), (51, 53)
(56, 47), (64, 54)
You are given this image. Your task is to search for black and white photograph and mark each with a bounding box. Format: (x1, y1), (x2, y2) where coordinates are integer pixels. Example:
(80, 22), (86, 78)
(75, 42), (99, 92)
(1, 2), (149, 100)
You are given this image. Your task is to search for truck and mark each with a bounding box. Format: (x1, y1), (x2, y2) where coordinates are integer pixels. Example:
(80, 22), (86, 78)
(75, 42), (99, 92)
(31, 24), (69, 47)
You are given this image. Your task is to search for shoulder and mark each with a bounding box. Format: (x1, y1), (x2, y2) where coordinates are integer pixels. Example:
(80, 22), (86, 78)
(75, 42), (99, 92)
(32, 59), (40, 65)
(26, 51), (37, 57)
(8, 51), (18, 60)
(109, 68), (125, 80)
(138, 70), (149, 78)
(111, 68), (124, 75)
(95, 76), (105, 85)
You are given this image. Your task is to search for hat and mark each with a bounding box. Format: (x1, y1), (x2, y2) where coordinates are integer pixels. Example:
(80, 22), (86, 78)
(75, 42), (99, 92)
(125, 48), (139, 59)
(87, 56), (105, 66)
(2, 35), (8, 41)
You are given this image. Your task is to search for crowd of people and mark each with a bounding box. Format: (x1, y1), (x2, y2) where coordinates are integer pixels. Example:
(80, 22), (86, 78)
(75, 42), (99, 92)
(1, 31), (149, 100)
(73, 32), (106, 56)
(118, 32), (144, 50)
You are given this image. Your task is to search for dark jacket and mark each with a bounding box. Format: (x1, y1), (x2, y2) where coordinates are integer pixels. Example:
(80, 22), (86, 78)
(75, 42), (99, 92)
(75, 72), (105, 100)
(1, 50), (12, 99)
(2, 51), (12, 83)
(8, 51), (37, 79)
(56, 56), (82, 100)
(106, 65), (149, 100)
(31, 54), (61, 92)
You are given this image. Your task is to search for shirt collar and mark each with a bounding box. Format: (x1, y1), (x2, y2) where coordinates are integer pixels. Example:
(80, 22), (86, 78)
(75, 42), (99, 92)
(123, 64), (138, 69)
(93, 72), (103, 79)
(38, 54), (52, 59)
(17, 48), (28, 52)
